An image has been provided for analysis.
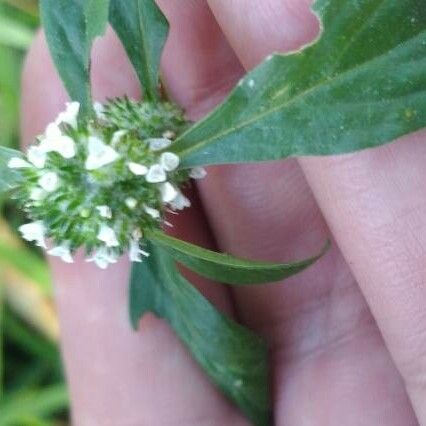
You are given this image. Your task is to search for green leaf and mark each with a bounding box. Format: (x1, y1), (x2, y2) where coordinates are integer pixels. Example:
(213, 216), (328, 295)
(173, 0), (426, 167)
(0, 147), (23, 192)
(0, 384), (68, 425)
(109, 0), (168, 101)
(39, 0), (110, 116)
(0, 14), (34, 49)
(130, 242), (271, 426)
(147, 229), (329, 285)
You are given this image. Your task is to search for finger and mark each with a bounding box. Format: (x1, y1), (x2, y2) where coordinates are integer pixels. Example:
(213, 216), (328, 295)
(21, 3), (247, 424)
(301, 134), (426, 422)
(199, 0), (418, 424)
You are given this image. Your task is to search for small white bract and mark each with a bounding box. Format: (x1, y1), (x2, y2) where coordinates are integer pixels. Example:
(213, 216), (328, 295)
(48, 243), (73, 263)
(87, 247), (118, 269)
(10, 99), (207, 268)
(147, 138), (172, 151)
(55, 102), (80, 128)
(85, 136), (120, 170)
(19, 221), (46, 248)
(128, 162), (148, 176)
(190, 167), (207, 179)
(146, 164), (167, 183)
(96, 205), (113, 219)
(39, 171), (60, 192)
(8, 157), (32, 169)
(97, 224), (120, 247)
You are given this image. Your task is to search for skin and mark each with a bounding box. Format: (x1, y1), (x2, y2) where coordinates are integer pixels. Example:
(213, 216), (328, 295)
(20, 1), (426, 424)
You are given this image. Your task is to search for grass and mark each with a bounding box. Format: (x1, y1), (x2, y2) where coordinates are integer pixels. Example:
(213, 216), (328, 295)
(0, 1), (70, 424)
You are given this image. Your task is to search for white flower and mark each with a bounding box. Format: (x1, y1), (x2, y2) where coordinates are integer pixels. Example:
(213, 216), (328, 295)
(97, 224), (119, 247)
(160, 152), (180, 172)
(45, 122), (62, 139)
(125, 197), (138, 210)
(93, 102), (106, 120)
(111, 130), (127, 146)
(40, 123), (76, 159)
(96, 205), (112, 219)
(162, 130), (175, 139)
(144, 205), (160, 219)
(19, 221), (46, 248)
(39, 172), (60, 192)
(87, 247), (118, 269)
(146, 164), (166, 183)
(8, 157), (32, 169)
(147, 138), (172, 151)
(132, 228), (143, 240)
(129, 239), (149, 262)
(27, 146), (47, 169)
(85, 136), (120, 170)
(48, 243), (73, 263)
(190, 167), (207, 179)
(159, 182), (178, 203)
(169, 191), (191, 210)
(55, 102), (80, 128)
(128, 162), (148, 176)
(30, 187), (47, 201)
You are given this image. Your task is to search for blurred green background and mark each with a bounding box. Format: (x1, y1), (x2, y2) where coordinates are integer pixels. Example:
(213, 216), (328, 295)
(0, 0), (69, 424)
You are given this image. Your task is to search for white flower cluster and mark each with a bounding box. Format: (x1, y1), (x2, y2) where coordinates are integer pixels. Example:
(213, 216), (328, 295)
(9, 101), (206, 269)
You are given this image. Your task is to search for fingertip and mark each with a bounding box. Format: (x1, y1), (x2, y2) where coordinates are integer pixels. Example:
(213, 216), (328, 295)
(207, 0), (320, 68)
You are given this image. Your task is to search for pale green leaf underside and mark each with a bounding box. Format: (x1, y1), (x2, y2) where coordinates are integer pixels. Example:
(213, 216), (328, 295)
(0, 147), (23, 192)
(130, 243), (270, 426)
(147, 229), (329, 285)
(173, 0), (426, 166)
(109, 0), (168, 101)
(40, 0), (110, 115)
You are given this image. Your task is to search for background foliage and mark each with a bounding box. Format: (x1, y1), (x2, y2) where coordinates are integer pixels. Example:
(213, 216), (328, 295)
(0, 1), (69, 424)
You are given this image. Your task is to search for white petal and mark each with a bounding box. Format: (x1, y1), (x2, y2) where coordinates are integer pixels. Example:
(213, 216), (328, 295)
(8, 157), (32, 169)
(45, 122), (62, 139)
(129, 239), (150, 262)
(132, 228), (143, 240)
(85, 136), (119, 170)
(160, 152), (180, 172)
(147, 138), (172, 151)
(40, 134), (76, 159)
(87, 247), (118, 269)
(96, 205), (112, 219)
(97, 224), (120, 247)
(189, 167), (207, 179)
(27, 146), (47, 169)
(30, 187), (47, 201)
(48, 244), (73, 263)
(55, 136), (77, 158)
(19, 221), (46, 248)
(169, 192), (191, 211)
(144, 205), (160, 219)
(129, 239), (142, 262)
(56, 102), (80, 128)
(128, 162), (148, 176)
(125, 197), (138, 210)
(39, 172), (59, 192)
(159, 182), (178, 203)
(93, 102), (106, 120)
(146, 164), (166, 183)
(111, 130), (127, 146)
(162, 130), (176, 139)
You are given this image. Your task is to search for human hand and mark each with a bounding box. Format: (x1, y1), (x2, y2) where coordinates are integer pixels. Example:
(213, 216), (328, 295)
(21, 1), (425, 424)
